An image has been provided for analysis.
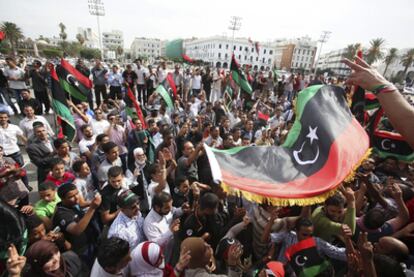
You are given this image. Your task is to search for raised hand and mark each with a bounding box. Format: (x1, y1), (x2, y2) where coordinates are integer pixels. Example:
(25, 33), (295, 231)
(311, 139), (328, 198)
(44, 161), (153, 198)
(6, 244), (26, 277)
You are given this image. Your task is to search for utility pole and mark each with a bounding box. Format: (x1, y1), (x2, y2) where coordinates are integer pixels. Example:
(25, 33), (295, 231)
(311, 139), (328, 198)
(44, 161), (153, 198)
(228, 16), (242, 63)
(313, 31), (331, 75)
(88, 0), (105, 59)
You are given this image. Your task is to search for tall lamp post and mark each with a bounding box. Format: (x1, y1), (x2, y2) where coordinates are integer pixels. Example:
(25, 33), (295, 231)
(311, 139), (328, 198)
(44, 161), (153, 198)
(228, 16), (242, 64)
(88, 0), (105, 59)
(313, 30), (331, 75)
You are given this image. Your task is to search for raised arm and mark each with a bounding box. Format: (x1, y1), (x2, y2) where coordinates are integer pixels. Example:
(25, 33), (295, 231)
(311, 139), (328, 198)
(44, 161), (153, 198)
(343, 57), (414, 149)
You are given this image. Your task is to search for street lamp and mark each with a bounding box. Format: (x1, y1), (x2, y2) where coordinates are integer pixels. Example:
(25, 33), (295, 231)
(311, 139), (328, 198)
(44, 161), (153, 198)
(228, 16), (242, 58)
(313, 30), (331, 75)
(88, 0), (105, 59)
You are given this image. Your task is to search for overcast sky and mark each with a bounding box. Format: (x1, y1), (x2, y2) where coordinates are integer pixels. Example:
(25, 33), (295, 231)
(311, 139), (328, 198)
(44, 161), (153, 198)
(1, 0), (413, 53)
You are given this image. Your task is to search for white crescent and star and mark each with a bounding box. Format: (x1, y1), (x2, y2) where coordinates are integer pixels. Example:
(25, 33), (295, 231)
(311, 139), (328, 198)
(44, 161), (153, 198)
(381, 139), (396, 151)
(293, 126), (320, 165)
(295, 255), (308, 267)
(66, 74), (79, 87)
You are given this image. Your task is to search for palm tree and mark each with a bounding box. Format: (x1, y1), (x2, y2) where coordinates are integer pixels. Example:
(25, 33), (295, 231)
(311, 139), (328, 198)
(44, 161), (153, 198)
(366, 38), (385, 65)
(401, 48), (414, 79)
(383, 48), (398, 76)
(0, 21), (24, 54)
(76, 33), (85, 46)
(343, 43), (361, 60)
(58, 22), (67, 41)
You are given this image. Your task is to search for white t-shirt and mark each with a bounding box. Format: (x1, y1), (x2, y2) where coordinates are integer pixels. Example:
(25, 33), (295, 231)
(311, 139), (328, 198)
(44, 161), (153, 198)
(90, 119), (110, 136)
(3, 67), (26, 89)
(157, 68), (166, 83)
(90, 258), (127, 277)
(192, 75), (202, 89)
(135, 67), (146, 85)
(0, 124), (24, 155)
(19, 116), (54, 138)
(212, 71), (222, 91)
(79, 136), (96, 154)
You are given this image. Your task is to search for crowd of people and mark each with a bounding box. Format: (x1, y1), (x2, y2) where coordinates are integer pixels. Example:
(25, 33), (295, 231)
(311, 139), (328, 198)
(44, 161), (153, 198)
(0, 54), (414, 277)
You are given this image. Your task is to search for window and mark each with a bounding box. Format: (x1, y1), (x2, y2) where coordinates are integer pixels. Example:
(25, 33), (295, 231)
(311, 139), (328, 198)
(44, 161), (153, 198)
(238, 54), (241, 59)
(245, 56), (247, 60)
(252, 48), (254, 52)
(269, 50), (273, 55)
(239, 46), (242, 51)
(256, 57), (259, 61)
(262, 58), (265, 63)
(298, 49), (301, 54)
(300, 63), (303, 68)
(268, 58), (271, 64)
(225, 53), (228, 59)
(250, 56), (253, 61)
(234, 46), (236, 50)
(295, 62), (298, 67)
(219, 44), (222, 49)
(218, 53), (221, 58)
(264, 49), (266, 54)
(226, 44), (229, 49)
(307, 50), (310, 55)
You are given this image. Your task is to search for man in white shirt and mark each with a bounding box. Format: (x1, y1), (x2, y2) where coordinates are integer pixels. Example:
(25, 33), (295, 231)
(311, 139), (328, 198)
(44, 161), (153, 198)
(191, 69), (202, 97)
(90, 237), (131, 277)
(143, 192), (182, 262)
(211, 68), (222, 103)
(78, 125), (96, 161)
(0, 111), (29, 187)
(19, 105), (54, 139)
(90, 108), (110, 135)
(134, 59), (147, 105)
(157, 62), (167, 84)
(3, 57), (27, 113)
(108, 190), (145, 250)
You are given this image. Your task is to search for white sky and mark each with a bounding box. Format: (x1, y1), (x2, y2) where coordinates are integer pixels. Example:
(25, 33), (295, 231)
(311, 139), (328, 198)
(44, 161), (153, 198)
(1, 0), (413, 53)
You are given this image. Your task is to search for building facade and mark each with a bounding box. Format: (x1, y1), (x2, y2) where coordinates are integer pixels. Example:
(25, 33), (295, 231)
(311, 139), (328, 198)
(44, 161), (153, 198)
(273, 36), (317, 72)
(77, 27), (100, 49)
(183, 36), (274, 70)
(316, 48), (351, 76)
(102, 30), (123, 50)
(130, 37), (162, 60)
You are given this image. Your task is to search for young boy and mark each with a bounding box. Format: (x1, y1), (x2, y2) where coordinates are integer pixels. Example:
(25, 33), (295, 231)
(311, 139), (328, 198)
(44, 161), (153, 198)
(100, 166), (128, 225)
(72, 160), (96, 204)
(34, 181), (61, 229)
(45, 157), (76, 187)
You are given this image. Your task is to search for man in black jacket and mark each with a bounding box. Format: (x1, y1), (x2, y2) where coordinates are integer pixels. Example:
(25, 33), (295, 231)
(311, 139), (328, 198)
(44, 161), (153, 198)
(28, 60), (50, 114)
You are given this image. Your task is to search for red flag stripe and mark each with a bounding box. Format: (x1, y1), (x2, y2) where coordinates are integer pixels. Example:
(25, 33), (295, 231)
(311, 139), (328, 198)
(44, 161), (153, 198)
(127, 87), (147, 129)
(60, 58), (93, 89)
(166, 73), (177, 99)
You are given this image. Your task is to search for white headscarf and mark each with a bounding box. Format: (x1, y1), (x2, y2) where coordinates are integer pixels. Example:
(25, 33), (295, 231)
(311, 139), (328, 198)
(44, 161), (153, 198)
(134, 147), (147, 171)
(128, 241), (164, 277)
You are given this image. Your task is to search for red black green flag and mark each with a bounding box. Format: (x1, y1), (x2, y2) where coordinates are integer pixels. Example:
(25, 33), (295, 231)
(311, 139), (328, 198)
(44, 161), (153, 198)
(371, 108), (414, 161)
(126, 86), (147, 129)
(364, 92), (380, 111)
(166, 72), (178, 99)
(230, 54), (253, 94)
(205, 85), (369, 205)
(49, 64), (76, 142)
(56, 58), (92, 102)
(181, 54), (194, 64)
(285, 237), (330, 277)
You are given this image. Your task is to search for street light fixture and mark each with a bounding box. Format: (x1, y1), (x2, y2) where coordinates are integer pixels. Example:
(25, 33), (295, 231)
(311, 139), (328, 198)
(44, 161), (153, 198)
(228, 16), (242, 60)
(313, 30), (331, 75)
(88, 0), (105, 59)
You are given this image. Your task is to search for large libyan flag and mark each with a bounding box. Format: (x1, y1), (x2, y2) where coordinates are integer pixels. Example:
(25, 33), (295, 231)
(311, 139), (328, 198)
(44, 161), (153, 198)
(49, 64), (76, 142)
(205, 85), (370, 206)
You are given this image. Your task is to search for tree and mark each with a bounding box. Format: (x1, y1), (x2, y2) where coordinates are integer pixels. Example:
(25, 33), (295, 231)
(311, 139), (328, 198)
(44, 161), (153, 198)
(366, 38), (385, 65)
(0, 21), (24, 54)
(65, 41), (82, 57)
(343, 43), (361, 60)
(80, 48), (101, 59)
(58, 22), (67, 41)
(401, 48), (414, 79)
(116, 45), (123, 58)
(383, 48), (398, 76)
(42, 47), (63, 58)
(76, 33), (85, 46)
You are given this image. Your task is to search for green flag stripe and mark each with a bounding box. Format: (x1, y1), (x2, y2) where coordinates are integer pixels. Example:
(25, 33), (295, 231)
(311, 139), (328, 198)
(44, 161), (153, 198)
(374, 148), (414, 162)
(209, 145), (247, 155)
(51, 99), (76, 141)
(231, 71), (252, 94)
(155, 85), (174, 109)
(59, 79), (87, 101)
(299, 260), (331, 277)
(282, 85), (323, 148)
